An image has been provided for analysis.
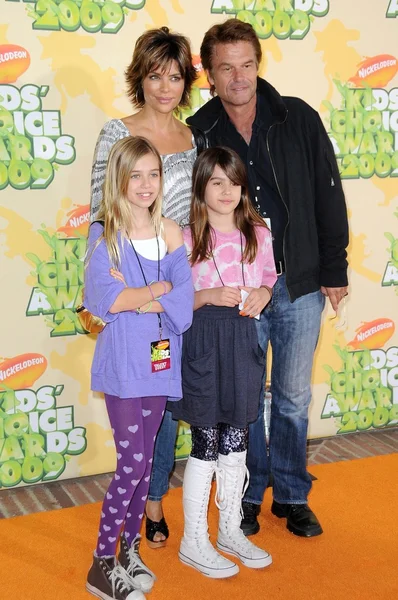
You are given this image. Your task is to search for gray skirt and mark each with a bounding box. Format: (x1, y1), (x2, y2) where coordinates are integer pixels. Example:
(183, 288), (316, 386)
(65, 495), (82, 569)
(171, 305), (265, 429)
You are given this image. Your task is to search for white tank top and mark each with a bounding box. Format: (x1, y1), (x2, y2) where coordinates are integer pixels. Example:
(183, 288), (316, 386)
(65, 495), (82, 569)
(129, 235), (167, 260)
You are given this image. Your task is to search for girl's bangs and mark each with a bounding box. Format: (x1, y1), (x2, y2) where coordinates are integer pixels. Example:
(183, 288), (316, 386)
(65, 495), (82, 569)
(219, 161), (246, 187)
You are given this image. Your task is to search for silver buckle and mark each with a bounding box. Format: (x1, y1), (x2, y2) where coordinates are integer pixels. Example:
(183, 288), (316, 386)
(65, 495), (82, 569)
(275, 260), (284, 276)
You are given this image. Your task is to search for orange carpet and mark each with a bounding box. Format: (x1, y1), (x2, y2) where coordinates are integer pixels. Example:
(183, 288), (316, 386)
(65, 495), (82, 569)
(1, 454), (397, 600)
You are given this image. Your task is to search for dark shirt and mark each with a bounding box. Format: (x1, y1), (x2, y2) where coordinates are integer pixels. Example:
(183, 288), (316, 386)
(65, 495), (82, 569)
(216, 94), (288, 263)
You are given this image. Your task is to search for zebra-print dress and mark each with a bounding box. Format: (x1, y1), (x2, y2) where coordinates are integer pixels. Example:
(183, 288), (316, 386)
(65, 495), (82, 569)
(90, 118), (197, 226)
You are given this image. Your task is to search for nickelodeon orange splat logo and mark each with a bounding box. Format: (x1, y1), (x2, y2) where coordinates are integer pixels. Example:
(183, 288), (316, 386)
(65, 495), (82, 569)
(57, 204), (90, 238)
(179, 57), (211, 123)
(0, 353), (47, 390)
(349, 55), (398, 88)
(0, 44), (30, 83)
(348, 318), (395, 350)
(192, 55), (210, 89)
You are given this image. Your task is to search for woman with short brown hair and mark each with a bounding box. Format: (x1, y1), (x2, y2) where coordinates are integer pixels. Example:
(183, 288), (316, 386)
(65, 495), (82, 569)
(91, 26), (198, 225)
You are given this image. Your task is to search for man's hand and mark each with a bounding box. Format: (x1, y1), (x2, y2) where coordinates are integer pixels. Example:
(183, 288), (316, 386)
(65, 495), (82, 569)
(239, 286), (271, 317)
(321, 286), (348, 312)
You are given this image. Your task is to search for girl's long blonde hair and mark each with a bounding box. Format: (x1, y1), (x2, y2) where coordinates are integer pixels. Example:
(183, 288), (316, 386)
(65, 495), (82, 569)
(94, 136), (163, 268)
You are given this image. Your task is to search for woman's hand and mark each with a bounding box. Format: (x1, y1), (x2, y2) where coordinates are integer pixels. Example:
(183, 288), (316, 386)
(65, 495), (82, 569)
(208, 286), (241, 307)
(239, 286), (272, 317)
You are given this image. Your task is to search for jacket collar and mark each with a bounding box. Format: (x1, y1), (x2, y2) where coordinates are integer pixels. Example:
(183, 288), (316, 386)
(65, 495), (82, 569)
(187, 76), (287, 133)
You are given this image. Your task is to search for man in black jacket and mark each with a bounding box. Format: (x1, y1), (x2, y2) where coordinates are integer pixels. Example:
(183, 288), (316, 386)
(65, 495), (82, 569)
(187, 19), (349, 538)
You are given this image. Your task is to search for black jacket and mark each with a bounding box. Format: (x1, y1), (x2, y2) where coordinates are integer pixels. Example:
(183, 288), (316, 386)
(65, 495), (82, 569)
(187, 77), (349, 301)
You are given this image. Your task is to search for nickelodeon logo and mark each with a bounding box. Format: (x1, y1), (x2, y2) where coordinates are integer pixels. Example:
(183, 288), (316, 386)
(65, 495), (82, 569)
(348, 318), (395, 350)
(0, 44), (30, 83)
(0, 353), (47, 390)
(349, 54), (398, 88)
(192, 55), (210, 89)
(57, 204), (90, 238)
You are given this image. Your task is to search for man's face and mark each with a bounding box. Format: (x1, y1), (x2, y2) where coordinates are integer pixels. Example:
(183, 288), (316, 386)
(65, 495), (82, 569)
(206, 41), (258, 107)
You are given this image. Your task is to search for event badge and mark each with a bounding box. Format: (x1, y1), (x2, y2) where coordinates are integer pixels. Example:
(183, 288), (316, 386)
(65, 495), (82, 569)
(151, 339), (171, 373)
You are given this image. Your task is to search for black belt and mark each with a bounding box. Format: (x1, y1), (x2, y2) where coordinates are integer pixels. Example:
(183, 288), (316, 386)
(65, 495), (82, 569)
(275, 259), (285, 276)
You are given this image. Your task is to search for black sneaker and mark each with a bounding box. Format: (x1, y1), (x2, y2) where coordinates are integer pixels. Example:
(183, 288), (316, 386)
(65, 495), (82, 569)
(271, 501), (323, 537)
(86, 555), (145, 600)
(240, 502), (261, 536)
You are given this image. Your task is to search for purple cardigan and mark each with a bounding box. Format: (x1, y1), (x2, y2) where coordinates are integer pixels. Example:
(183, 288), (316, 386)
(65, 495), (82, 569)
(84, 222), (194, 399)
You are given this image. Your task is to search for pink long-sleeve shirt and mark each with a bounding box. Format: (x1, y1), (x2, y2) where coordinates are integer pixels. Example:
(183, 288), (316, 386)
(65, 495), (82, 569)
(183, 225), (277, 291)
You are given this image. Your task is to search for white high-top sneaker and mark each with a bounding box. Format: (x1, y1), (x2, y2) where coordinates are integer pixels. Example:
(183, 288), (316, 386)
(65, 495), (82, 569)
(179, 455), (239, 579)
(216, 451), (273, 569)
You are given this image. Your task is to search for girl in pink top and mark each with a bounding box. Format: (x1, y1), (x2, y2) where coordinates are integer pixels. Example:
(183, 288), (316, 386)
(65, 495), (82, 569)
(184, 215), (276, 293)
(171, 147), (277, 579)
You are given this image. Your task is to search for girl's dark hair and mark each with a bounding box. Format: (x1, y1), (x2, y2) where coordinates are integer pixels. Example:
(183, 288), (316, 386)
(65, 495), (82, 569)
(189, 147), (267, 266)
(125, 26), (197, 108)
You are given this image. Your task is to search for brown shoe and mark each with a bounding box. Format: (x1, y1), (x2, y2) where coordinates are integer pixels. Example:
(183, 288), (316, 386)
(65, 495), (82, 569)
(86, 555), (145, 599)
(118, 534), (156, 593)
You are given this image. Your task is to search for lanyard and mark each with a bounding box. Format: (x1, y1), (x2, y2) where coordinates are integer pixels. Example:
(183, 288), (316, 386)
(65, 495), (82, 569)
(129, 235), (163, 340)
(212, 230), (246, 287)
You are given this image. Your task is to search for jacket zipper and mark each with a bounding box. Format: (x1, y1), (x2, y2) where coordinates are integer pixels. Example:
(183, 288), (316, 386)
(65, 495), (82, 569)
(266, 115), (291, 300)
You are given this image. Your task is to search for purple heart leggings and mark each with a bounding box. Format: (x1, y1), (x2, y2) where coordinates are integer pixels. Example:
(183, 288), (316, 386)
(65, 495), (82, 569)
(96, 394), (167, 557)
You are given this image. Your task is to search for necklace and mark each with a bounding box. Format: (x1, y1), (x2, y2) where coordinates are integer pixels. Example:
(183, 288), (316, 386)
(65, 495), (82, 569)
(129, 232), (163, 339)
(211, 230), (246, 287)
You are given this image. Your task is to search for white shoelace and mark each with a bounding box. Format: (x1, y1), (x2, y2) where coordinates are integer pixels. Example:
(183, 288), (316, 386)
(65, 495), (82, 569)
(215, 463), (250, 518)
(107, 564), (133, 596)
(126, 541), (156, 583)
(214, 466), (227, 510)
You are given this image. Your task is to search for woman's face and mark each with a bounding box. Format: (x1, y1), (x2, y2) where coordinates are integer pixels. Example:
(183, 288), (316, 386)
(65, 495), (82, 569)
(142, 59), (185, 114)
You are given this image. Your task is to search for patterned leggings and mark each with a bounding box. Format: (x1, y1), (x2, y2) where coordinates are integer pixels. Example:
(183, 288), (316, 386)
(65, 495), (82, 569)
(96, 394), (167, 557)
(191, 424), (248, 461)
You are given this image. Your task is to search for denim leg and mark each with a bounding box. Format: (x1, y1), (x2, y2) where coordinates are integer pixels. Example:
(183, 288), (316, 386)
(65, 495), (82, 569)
(244, 307), (271, 505)
(147, 409), (179, 502)
(269, 275), (325, 504)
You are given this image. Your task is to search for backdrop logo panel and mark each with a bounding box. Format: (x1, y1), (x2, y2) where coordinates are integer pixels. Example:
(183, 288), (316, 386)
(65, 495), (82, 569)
(321, 321), (398, 434)
(25, 209), (89, 338)
(0, 354), (87, 488)
(211, 0), (329, 39)
(0, 44), (30, 82)
(0, 46), (76, 190)
(324, 55), (398, 180)
(6, 0), (146, 34)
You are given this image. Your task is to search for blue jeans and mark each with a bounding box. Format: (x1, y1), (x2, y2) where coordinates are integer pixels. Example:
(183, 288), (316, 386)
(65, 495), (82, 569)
(245, 274), (325, 505)
(148, 408), (179, 502)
